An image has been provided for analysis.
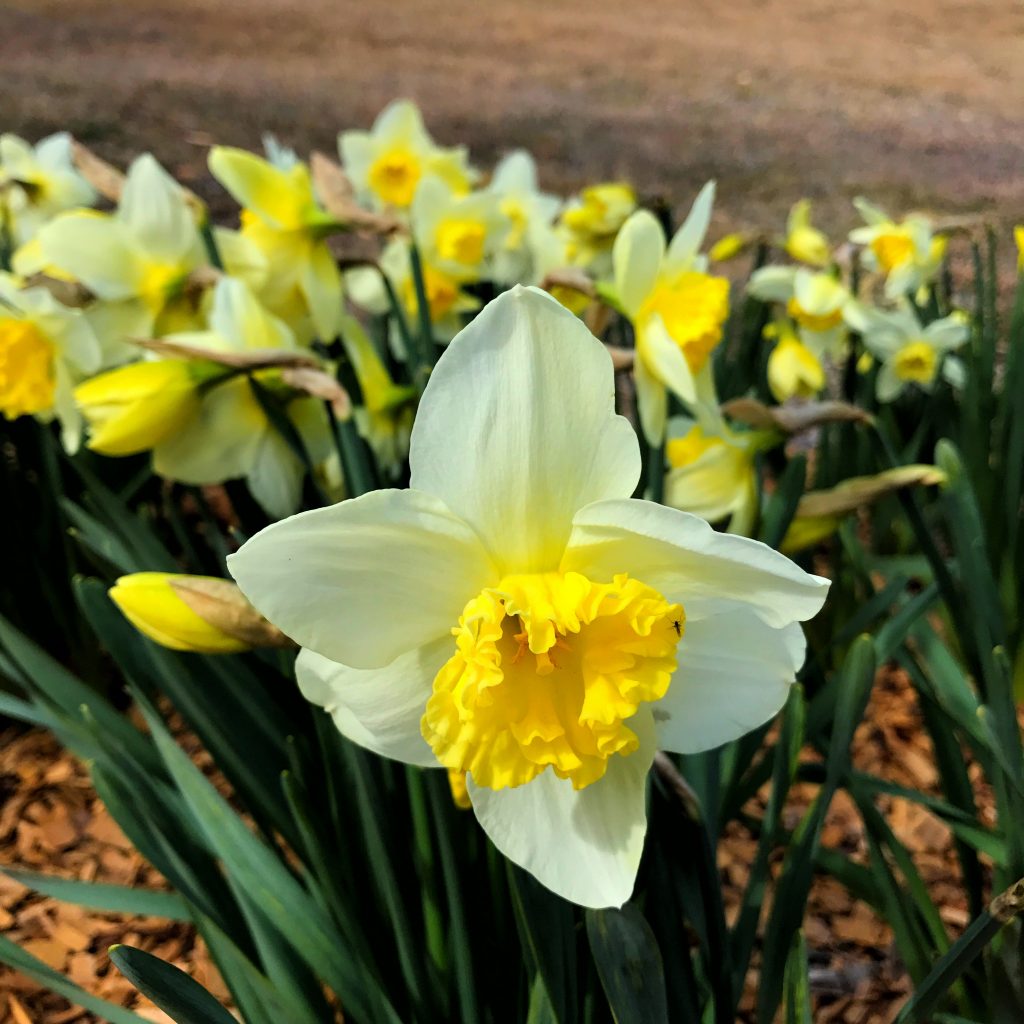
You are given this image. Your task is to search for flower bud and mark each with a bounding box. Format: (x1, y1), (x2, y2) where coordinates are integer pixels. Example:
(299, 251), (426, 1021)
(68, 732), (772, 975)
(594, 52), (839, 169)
(109, 573), (292, 654)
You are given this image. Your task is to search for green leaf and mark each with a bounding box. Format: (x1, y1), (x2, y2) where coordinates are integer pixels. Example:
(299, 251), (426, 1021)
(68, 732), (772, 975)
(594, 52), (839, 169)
(110, 945), (237, 1024)
(0, 868), (189, 920)
(0, 933), (150, 1024)
(586, 903), (669, 1024)
(783, 931), (812, 1024)
(760, 453), (807, 550)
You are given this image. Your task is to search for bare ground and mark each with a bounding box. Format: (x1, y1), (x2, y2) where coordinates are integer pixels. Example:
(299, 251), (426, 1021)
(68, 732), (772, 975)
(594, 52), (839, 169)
(3, 0), (1024, 237)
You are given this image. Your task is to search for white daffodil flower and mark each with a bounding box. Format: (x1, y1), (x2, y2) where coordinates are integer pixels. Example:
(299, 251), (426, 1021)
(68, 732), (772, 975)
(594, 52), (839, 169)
(38, 155), (206, 352)
(612, 182), (730, 444)
(150, 278), (330, 517)
(486, 151), (561, 285)
(228, 286), (829, 908)
(848, 199), (946, 299)
(412, 175), (507, 282)
(340, 99), (475, 213)
(0, 272), (100, 449)
(748, 266), (852, 361)
(0, 132), (96, 245)
(845, 301), (969, 403)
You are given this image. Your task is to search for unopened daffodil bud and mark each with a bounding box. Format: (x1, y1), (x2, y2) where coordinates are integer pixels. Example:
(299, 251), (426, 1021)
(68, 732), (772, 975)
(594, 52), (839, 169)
(764, 321), (825, 402)
(109, 573), (292, 654)
(783, 199), (831, 267)
(709, 232), (752, 263)
(780, 515), (841, 554)
(74, 359), (211, 456)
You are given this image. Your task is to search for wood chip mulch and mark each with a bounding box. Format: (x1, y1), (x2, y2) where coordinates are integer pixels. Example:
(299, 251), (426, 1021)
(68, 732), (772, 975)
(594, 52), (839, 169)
(0, 665), (994, 1023)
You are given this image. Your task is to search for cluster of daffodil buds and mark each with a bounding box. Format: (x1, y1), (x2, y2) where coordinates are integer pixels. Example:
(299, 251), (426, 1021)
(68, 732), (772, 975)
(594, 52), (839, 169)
(4, 100), (1019, 910)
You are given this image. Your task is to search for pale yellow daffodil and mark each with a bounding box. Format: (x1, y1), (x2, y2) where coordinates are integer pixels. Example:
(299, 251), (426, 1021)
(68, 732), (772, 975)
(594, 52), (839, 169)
(208, 146), (345, 343)
(38, 155), (207, 355)
(845, 301), (968, 402)
(339, 99), (474, 213)
(1015, 226), (1024, 273)
(0, 132), (96, 245)
(559, 182), (637, 275)
(0, 272), (100, 449)
(849, 198), (946, 299)
(782, 199), (831, 267)
(229, 286), (828, 907)
(612, 182), (730, 443)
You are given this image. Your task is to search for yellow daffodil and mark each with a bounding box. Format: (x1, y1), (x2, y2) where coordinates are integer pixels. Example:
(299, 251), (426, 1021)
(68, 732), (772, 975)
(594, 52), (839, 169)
(339, 313), (416, 479)
(412, 175), (507, 282)
(38, 155), (206, 350)
(75, 358), (207, 456)
(612, 182), (730, 443)
(485, 150), (561, 285)
(1015, 226), (1024, 273)
(764, 320), (826, 402)
(148, 278), (331, 518)
(229, 286), (828, 907)
(0, 132), (96, 245)
(339, 99), (474, 212)
(748, 266), (851, 360)
(849, 198), (946, 299)
(109, 573), (290, 654)
(208, 146), (345, 343)
(845, 301), (969, 402)
(0, 273), (100, 448)
(782, 199), (831, 267)
(559, 182), (637, 275)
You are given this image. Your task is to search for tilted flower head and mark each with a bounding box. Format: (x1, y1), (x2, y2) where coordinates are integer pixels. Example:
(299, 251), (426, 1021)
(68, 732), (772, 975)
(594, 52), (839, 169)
(0, 133), (96, 245)
(340, 99), (475, 212)
(748, 266), (851, 361)
(612, 183), (731, 443)
(38, 155), (206, 343)
(148, 277), (330, 518)
(849, 198), (946, 299)
(559, 182), (637, 274)
(783, 199), (831, 268)
(764, 320), (827, 403)
(209, 146), (345, 342)
(228, 286), (829, 907)
(0, 273), (100, 448)
(845, 301), (969, 402)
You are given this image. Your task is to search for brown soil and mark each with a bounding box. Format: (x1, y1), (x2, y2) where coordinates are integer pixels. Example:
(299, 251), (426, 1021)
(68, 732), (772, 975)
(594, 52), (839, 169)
(3, 0), (1024, 237)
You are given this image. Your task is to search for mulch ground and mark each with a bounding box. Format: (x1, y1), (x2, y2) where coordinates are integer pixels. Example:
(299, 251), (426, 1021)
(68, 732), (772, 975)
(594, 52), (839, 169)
(0, 666), (990, 1023)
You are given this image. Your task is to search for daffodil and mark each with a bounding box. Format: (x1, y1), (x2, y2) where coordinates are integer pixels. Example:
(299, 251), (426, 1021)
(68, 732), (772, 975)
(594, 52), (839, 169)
(228, 286), (828, 907)
(148, 278), (331, 518)
(764, 320), (827, 403)
(612, 182), (730, 443)
(849, 199), (946, 299)
(110, 573), (290, 654)
(1015, 226), (1024, 273)
(339, 99), (474, 213)
(412, 175), (506, 282)
(559, 182), (637, 274)
(782, 199), (831, 267)
(664, 407), (767, 535)
(845, 301), (969, 402)
(748, 266), (851, 359)
(38, 155), (207, 351)
(208, 147), (345, 342)
(0, 133), (96, 245)
(0, 273), (100, 448)
(485, 151), (561, 285)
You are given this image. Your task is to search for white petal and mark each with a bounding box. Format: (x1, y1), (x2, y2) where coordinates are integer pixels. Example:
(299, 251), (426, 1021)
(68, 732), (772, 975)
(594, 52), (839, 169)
(875, 361), (904, 402)
(666, 181), (715, 270)
(747, 265), (796, 303)
(119, 155), (198, 264)
(296, 643), (445, 768)
(39, 214), (144, 300)
(299, 242), (344, 341)
(246, 430), (306, 519)
(228, 487), (498, 669)
(409, 286), (640, 575)
(926, 315), (969, 352)
(562, 498), (829, 626)
(942, 355), (966, 390)
(467, 713), (654, 908)
(634, 349), (668, 447)
(639, 315), (697, 405)
(654, 612), (803, 753)
(612, 210), (664, 317)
